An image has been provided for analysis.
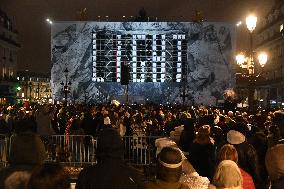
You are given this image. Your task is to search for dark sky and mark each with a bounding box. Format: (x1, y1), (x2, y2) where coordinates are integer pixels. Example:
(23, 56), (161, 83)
(1, 0), (273, 73)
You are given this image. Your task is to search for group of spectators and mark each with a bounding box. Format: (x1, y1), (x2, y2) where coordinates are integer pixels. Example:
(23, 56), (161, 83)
(0, 102), (283, 189)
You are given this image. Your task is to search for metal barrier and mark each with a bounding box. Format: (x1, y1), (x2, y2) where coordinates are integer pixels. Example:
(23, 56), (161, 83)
(123, 135), (161, 166)
(0, 134), (162, 169)
(40, 135), (96, 166)
(0, 134), (8, 168)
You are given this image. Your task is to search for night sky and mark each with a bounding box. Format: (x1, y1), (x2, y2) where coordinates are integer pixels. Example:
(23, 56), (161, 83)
(1, 0), (273, 73)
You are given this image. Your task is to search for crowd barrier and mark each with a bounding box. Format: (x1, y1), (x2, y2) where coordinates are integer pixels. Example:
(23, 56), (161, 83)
(40, 135), (96, 166)
(123, 135), (160, 166)
(0, 134), (162, 168)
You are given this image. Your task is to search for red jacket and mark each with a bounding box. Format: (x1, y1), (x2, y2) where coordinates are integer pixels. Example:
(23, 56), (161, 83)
(240, 168), (255, 189)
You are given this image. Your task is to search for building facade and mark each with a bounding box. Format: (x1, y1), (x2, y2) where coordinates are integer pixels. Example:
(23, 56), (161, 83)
(253, 0), (284, 108)
(0, 9), (20, 104)
(16, 71), (52, 104)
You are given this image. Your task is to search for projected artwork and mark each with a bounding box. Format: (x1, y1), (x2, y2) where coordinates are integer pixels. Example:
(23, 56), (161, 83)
(51, 22), (236, 105)
(92, 33), (187, 83)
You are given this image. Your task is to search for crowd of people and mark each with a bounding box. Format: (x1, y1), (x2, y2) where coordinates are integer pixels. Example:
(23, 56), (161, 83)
(0, 102), (283, 189)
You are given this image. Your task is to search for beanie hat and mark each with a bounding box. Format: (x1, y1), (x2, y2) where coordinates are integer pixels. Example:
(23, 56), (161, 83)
(227, 122), (249, 145)
(97, 128), (124, 160)
(213, 160), (243, 188)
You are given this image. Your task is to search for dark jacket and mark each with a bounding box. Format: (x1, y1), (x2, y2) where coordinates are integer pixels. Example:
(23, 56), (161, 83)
(188, 142), (216, 181)
(179, 118), (195, 152)
(76, 159), (143, 189)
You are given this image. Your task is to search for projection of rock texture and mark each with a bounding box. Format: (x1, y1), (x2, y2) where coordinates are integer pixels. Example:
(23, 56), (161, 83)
(51, 22), (236, 105)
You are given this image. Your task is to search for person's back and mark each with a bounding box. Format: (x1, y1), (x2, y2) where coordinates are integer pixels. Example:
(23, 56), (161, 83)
(27, 163), (70, 189)
(227, 122), (260, 187)
(188, 125), (215, 180)
(77, 160), (142, 189)
(0, 132), (46, 189)
(76, 128), (143, 189)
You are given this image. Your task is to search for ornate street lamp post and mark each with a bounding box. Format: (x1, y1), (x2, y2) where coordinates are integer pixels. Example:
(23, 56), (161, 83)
(60, 68), (71, 106)
(236, 15), (268, 112)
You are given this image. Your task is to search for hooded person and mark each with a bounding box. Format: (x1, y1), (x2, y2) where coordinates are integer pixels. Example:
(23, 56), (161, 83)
(210, 160), (242, 189)
(0, 132), (46, 189)
(227, 122), (260, 188)
(76, 127), (143, 189)
(144, 147), (189, 189)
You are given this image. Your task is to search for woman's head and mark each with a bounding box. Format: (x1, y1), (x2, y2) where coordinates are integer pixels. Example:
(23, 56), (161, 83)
(213, 160), (242, 188)
(218, 144), (238, 163)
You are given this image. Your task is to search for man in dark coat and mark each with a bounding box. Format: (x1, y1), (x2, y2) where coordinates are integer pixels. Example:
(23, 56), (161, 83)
(76, 128), (144, 189)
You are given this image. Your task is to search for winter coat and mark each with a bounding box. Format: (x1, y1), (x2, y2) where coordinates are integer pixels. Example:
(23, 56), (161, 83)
(179, 118), (195, 152)
(0, 133), (46, 189)
(76, 158), (143, 189)
(188, 142), (216, 180)
(76, 128), (144, 189)
(240, 168), (255, 189)
(144, 179), (189, 189)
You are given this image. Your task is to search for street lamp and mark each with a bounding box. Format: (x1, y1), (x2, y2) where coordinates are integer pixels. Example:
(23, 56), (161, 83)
(235, 15), (268, 112)
(60, 68), (71, 106)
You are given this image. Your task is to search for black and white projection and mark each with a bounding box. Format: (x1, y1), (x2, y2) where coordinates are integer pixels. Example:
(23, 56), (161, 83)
(51, 22), (235, 105)
(92, 32), (187, 83)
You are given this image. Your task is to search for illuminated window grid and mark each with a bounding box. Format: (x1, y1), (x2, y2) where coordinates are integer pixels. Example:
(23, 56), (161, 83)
(92, 32), (187, 83)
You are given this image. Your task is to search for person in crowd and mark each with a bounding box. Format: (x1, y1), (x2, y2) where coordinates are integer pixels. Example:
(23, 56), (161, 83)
(210, 160), (242, 189)
(217, 115), (230, 135)
(76, 127), (144, 189)
(265, 111), (284, 189)
(227, 122), (260, 188)
(218, 144), (255, 189)
(210, 126), (225, 153)
(27, 163), (70, 189)
(188, 125), (216, 181)
(267, 125), (281, 148)
(14, 115), (37, 134)
(81, 110), (97, 136)
(57, 107), (68, 134)
(249, 132), (269, 189)
(35, 104), (56, 135)
(0, 132), (46, 189)
(144, 147), (189, 189)
(179, 112), (196, 153)
(0, 113), (10, 135)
